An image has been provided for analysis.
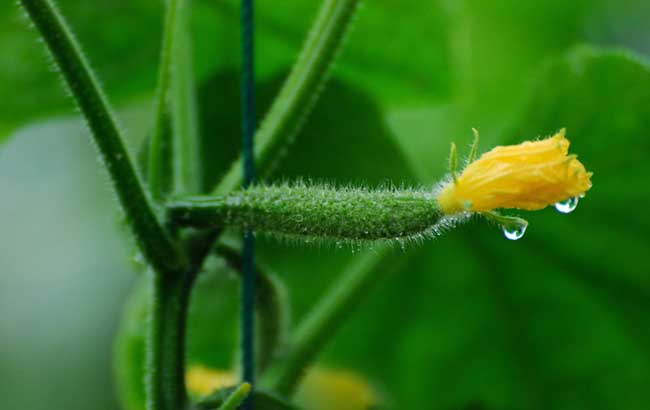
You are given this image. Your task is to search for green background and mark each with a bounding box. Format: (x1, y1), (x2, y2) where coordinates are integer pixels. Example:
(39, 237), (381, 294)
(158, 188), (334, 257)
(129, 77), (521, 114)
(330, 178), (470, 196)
(1, 1), (649, 409)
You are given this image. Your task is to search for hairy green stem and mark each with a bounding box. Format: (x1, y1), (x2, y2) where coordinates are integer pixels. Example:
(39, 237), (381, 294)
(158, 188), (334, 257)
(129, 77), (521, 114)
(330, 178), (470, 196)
(142, 110), (174, 195)
(214, 0), (360, 194)
(20, 0), (187, 274)
(216, 243), (289, 373)
(171, 0), (201, 195)
(149, 0), (183, 200)
(169, 185), (443, 242)
(147, 271), (191, 410)
(261, 246), (407, 396)
(147, 230), (219, 410)
(217, 383), (252, 410)
(195, 388), (300, 410)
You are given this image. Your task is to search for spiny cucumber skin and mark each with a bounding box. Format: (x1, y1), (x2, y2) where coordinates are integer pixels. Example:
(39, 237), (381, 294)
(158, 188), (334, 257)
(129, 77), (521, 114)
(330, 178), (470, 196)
(169, 185), (443, 242)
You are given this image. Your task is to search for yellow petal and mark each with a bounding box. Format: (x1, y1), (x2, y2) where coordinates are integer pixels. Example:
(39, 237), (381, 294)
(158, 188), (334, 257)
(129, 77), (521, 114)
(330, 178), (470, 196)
(294, 367), (379, 410)
(437, 129), (592, 214)
(185, 366), (237, 397)
(185, 365), (379, 410)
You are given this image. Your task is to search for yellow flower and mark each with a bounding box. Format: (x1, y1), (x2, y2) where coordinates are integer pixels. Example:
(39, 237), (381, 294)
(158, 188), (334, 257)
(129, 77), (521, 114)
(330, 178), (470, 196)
(294, 367), (379, 410)
(186, 366), (236, 397)
(185, 365), (379, 410)
(436, 129), (592, 214)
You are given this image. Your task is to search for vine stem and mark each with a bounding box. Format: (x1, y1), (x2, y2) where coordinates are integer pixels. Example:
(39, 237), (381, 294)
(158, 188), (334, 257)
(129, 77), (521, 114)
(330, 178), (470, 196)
(214, 0), (360, 195)
(147, 270), (191, 410)
(217, 383), (252, 410)
(147, 0), (200, 198)
(149, 0), (181, 200)
(195, 387), (300, 410)
(260, 246), (407, 396)
(148, 230), (220, 410)
(171, 0), (201, 195)
(19, 0), (188, 274)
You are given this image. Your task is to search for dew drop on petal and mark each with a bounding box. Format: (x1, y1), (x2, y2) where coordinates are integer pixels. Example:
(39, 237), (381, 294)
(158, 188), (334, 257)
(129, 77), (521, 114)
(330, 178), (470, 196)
(554, 197), (579, 214)
(502, 222), (527, 240)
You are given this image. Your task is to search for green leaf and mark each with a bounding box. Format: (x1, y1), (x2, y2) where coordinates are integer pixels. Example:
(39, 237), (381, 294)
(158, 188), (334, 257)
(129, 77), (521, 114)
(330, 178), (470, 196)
(363, 47), (650, 409)
(503, 46), (650, 289)
(204, 0), (453, 106)
(1, 0), (452, 144)
(196, 70), (418, 190)
(0, 0), (163, 141)
(450, 0), (594, 116)
(491, 48), (650, 408)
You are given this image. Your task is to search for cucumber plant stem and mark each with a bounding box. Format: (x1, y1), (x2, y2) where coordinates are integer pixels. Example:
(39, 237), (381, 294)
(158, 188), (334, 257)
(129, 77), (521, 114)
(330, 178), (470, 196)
(20, 0), (188, 274)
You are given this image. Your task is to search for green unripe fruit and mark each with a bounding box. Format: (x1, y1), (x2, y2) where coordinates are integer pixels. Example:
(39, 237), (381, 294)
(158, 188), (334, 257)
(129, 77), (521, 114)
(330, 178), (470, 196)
(168, 184), (444, 243)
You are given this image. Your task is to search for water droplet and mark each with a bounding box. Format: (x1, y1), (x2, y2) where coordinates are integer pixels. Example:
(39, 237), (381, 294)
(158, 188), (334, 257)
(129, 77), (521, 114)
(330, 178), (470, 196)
(554, 197), (579, 214)
(502, 222), (527, 240)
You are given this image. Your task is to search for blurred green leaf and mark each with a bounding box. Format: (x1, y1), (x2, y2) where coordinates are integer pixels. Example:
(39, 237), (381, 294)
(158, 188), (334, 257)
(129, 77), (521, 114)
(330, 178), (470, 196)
(209, 0), (453, 105)
(451, 0), (595, 111)
(344, 47), (650, 410)
(503, 46), (650, 288)
(0, 1), (162, 139)
(1, 0), (452, 144)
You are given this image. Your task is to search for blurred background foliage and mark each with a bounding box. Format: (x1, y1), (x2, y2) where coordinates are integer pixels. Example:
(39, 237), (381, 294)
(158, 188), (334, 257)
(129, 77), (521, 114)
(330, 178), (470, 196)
(1, 0), (650, 409)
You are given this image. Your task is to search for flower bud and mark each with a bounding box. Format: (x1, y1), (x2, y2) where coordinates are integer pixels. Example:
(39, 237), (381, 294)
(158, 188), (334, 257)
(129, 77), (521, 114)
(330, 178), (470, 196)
(437, 129), (592, 214)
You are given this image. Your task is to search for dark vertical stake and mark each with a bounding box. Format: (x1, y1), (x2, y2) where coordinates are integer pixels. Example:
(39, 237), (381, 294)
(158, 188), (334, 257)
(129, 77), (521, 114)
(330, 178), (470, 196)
(240, 0), (256, 408)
